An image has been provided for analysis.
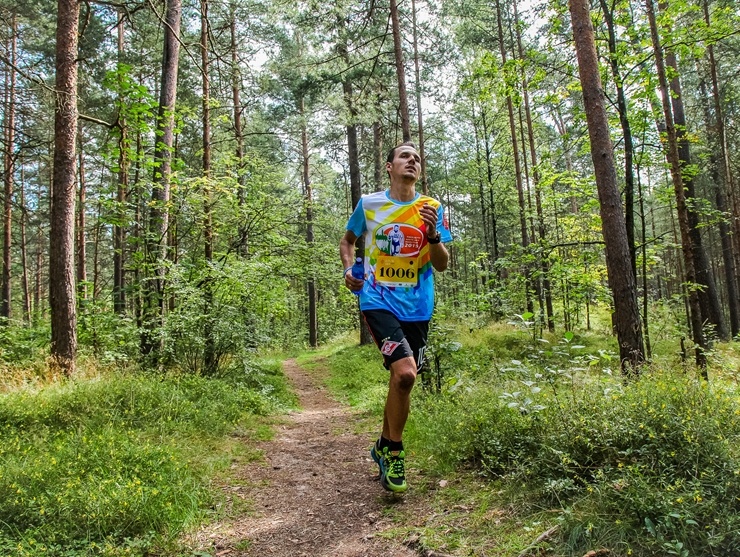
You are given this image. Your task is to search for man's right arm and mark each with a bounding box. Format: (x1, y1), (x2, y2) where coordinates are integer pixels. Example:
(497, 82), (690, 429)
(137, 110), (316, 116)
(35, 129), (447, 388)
(340, 230), (363, 292)
(340, 230), (357, 270)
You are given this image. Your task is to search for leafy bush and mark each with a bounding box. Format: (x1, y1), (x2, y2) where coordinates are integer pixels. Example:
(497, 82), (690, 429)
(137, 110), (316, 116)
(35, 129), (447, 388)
(0, 362), (292, 556)
(321, 325), (740, 557)
(409, 370), (740, 556)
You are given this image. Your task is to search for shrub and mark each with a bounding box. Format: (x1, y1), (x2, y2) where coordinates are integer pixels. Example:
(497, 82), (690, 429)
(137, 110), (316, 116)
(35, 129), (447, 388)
(0, 363), (291, 556)
(409, 370), (740, 555)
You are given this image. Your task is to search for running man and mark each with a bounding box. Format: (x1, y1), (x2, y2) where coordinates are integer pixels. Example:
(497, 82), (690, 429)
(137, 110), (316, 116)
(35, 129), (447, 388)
(339, 141), (452, 493)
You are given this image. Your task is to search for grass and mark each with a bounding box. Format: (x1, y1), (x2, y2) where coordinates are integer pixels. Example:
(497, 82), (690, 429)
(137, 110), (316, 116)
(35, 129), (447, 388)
(0, 356), (295, 557)
(314, 322), (740, 557)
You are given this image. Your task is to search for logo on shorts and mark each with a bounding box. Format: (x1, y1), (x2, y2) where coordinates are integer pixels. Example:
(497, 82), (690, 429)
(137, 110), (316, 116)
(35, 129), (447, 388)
(381, 340), (400, 356)
(416, 346), (426, 369)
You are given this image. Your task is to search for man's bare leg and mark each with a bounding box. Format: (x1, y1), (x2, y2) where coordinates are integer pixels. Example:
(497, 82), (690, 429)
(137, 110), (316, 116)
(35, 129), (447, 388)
(382, 356), (417, 442)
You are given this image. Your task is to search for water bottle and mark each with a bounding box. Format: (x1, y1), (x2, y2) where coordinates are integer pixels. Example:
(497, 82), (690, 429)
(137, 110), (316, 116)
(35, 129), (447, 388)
(351, 256), (364, 296)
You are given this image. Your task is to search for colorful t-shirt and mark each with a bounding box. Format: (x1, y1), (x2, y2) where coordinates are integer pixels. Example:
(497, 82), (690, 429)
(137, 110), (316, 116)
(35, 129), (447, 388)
(346, 190), (453, 321)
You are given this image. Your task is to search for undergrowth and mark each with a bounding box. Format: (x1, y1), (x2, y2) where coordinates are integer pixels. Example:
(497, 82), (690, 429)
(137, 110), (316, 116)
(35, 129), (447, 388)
(322, 323), (740, 556)
(0, 357), (294, 557)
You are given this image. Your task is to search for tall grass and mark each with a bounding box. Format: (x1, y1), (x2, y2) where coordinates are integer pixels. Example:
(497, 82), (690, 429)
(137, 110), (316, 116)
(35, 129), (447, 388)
(0, 358), (294, 557)
(322, 324), (740, 556)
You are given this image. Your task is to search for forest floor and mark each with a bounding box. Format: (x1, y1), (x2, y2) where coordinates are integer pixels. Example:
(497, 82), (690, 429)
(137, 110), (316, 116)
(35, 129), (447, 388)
(189, 358), (448, 557)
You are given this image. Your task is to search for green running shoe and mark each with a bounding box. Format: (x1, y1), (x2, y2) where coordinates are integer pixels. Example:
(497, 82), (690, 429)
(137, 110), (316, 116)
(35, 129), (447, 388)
(370, 442), (384, 478)
(380, 448), (407, 493)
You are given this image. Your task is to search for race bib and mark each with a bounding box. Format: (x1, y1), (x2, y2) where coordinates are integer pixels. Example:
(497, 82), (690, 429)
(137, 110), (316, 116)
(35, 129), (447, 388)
(375, 255), (419, 287)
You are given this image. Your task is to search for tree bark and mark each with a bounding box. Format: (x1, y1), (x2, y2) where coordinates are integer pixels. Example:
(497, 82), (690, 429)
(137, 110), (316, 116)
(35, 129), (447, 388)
(18, 162), (29, 323)
(2, 12), (16, 322)
(411, 0), (427, 194)
(76, 126), (87, 301)
(202, 0), (216, 374)
(495, 0), (532, 314)
(389, 0), (411, 142)
(113, 13), (127, 314)
(50, 0), (80, 375)
(141, 0), (181, 359)
(699, 0), (739, 336)
(569, 0), (644, 372)
(231, 3), (248, 255)
(300, 97), (318, 348)
(373, 119), (383, 192)
(338, 19), (373, 346)
(514, 0), (554, 331)
(600, 0), (637, 280)
(645, 0), (706, 371)
(664, 46), (727, 341)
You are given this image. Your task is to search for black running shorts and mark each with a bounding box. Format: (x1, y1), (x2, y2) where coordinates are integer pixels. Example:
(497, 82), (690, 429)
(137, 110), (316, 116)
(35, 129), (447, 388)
(362, 309), (429, 370)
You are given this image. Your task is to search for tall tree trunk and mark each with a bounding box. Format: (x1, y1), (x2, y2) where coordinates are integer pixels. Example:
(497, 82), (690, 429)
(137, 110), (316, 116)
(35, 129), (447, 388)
(410, 0), (427, 194)
(34, 173), (44, 321)
(2, 13), (16, 322)
(76, 126), (87, 301)
(472, 101), (491, 261)
(113, 13), (127, 314)
(514, 0), (554, 331)
(202, 0), (216, 373)
(645, 0), (706, 371)
(481, 107), (500, 266)
(703, 0), (740, 320)
(141, 0), (181, 359)
(373, 119), (383, 192)
(664, 44), (727, 341)
(231, 3), (248, 255)
(600, 0), (637, 279)
(338, 28), (373, 346)
(637, 164), (652, 358)
(389, 0), (411, 142)
(698, 18), (739, 336)
(133, 127), (143, 322)
(299, 97), (318, 348)
(19, 163), (30, 324)
(569, 0), (644, 372)
(92, 199), (102, 300)
(50, 0), (79, 376)
(495, 0), (532, 313)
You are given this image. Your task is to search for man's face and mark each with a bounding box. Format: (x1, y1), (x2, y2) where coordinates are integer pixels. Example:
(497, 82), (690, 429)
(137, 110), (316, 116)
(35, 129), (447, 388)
(387, 145), (421, 183)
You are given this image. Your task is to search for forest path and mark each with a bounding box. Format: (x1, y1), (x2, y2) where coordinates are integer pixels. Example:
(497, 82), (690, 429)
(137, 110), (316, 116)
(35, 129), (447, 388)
(192, 358), (438, 557)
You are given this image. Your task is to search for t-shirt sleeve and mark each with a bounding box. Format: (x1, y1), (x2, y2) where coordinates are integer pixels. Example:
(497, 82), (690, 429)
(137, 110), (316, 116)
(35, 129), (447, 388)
(437, 204), (453, 243)
(346, 198), (366, 237)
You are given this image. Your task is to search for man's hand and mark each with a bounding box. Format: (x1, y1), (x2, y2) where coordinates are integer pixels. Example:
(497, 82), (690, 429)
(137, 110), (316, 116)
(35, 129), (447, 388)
(420, 203), (439, 239)
(344, 268), (364, 292)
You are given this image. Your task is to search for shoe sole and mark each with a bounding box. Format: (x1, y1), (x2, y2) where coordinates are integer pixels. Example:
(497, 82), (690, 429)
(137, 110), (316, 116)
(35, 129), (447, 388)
(381, 475), (408, 493)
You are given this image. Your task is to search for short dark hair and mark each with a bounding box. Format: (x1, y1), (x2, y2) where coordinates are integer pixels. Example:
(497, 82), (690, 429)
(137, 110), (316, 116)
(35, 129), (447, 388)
(386, 141), (418, 164)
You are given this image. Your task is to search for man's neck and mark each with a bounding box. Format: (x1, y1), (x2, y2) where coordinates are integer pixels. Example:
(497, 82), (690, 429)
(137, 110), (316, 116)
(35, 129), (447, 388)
(388, 182), (417, 202)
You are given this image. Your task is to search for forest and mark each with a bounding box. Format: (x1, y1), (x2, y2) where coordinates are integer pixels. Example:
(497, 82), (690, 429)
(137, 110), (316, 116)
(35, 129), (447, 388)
(0, 0), (739, 554)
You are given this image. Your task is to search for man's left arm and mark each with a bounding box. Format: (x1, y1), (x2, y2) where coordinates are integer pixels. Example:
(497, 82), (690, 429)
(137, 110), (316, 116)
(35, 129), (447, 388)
(420, 202), (450, 272)
(428, 241), (449, 272)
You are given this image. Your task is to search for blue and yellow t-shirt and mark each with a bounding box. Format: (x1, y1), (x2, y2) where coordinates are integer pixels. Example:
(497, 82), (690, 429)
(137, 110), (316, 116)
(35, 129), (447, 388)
(346, 191), (453, 321)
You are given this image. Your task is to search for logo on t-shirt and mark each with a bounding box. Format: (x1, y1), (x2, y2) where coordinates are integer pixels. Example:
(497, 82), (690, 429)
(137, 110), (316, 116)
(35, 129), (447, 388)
(374, 223), (423, 256)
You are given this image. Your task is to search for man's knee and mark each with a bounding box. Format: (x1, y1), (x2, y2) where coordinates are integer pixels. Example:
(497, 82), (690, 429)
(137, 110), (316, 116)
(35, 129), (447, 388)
(391, 359), (417, 392)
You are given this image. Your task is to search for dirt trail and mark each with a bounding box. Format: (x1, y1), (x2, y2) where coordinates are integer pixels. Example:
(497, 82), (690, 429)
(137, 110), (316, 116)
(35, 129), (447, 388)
(193, 359), (428, 557)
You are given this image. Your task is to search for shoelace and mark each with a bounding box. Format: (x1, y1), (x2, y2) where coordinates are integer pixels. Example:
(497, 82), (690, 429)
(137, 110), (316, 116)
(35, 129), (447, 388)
(386, 453), (405, 477)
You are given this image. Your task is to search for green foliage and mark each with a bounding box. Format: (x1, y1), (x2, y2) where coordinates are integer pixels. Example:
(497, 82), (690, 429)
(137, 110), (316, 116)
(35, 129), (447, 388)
(0, 362), (292, 556)
(0, 323), (51, 366)
(319, 325), (740, 556)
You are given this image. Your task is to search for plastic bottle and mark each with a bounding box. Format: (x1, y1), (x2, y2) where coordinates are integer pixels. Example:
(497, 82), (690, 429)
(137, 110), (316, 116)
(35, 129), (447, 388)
(351, 256), (364, 295)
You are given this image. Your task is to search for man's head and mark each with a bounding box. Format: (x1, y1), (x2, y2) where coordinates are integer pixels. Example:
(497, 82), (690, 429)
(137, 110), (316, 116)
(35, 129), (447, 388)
(386, 142), (421, 184)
